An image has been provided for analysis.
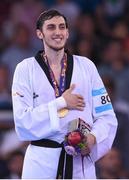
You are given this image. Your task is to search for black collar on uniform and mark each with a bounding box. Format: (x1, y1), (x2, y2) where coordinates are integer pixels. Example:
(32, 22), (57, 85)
(35, 50), (74, 91)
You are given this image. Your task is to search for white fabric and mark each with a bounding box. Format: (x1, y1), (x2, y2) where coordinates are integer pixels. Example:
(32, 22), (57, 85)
(12, 55), (118, 179)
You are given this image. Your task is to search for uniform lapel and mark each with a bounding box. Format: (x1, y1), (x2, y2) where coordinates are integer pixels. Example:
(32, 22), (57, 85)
(35, 50), (74, 92)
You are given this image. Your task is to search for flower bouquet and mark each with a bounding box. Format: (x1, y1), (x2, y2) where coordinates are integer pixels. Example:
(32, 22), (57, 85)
(63, 119), (91, 156)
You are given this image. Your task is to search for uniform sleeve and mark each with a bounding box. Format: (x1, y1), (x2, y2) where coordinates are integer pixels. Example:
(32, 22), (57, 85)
(89, 62), (118, 161)
(12, 61), (66, 141)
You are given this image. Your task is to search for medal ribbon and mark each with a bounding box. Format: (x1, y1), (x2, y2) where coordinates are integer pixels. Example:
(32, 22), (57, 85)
(43, 53), (67, 97)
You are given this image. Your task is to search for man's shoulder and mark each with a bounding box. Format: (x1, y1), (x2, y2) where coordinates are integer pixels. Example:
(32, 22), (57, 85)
(17, 56), (35, 66)
(21, 56), (35, 63)
(15, 56), (35, 73)
(73, 54), (95, 68)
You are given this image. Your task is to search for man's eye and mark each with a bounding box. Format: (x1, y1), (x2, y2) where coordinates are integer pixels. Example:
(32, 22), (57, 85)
(47, 26), (55, 30)
(59, 25), (66, 29)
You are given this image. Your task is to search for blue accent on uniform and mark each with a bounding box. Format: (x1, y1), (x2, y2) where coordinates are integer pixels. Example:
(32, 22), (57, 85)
(95, 104), (113, 113)
(92, 87), (106, 96)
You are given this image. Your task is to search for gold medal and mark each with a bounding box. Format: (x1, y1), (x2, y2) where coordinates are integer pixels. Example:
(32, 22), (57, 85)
(58, 108), (69, 118)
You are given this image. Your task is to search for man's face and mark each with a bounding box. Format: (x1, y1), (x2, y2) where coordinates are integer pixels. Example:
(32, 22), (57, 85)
(37, 16), (69, 51)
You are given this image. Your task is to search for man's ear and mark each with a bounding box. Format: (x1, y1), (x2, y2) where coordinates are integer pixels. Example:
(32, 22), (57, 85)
(36, 29), (43, 40)
(66, 29), (69, 40)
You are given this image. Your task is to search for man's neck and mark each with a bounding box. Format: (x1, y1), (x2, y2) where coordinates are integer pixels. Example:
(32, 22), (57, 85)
(44, 48), (65, 66)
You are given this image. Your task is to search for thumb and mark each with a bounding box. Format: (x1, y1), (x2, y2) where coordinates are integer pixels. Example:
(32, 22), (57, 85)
(68, 84), (76, 93)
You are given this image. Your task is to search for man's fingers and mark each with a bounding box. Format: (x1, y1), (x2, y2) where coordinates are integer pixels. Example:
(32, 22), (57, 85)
(77, 102), (85, 107)
(76, 94), (84, 99)
(62, 85), (86, 111)
(78, 98), (85, 103)
(76, 106), (84, 111)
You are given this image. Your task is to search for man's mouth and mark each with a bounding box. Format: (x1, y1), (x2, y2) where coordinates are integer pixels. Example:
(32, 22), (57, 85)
(53, 38), (62, 42)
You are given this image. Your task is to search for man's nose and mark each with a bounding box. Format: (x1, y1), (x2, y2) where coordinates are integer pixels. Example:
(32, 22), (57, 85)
(54, 27), (61, 35)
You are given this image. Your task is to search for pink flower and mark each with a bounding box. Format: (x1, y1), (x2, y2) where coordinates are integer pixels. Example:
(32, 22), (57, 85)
(64, 145), (76, 156)
(68, 131), (82, 146)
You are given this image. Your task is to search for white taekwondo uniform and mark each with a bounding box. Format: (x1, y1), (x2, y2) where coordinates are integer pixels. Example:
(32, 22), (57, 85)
(12, 51), (117, 179)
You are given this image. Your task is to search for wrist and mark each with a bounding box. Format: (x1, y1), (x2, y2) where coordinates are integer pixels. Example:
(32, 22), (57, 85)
(56, 96), (67, 110)
(90, 133), (96, 144)
(86, 133), (96, 149)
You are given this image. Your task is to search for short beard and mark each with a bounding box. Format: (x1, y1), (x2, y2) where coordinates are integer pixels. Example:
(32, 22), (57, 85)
(43, 37), (66, 51)
(48, 44), (65, 51)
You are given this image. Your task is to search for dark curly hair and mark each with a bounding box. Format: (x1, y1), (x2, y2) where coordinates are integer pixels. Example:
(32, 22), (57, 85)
(36, 9), (68, 30)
